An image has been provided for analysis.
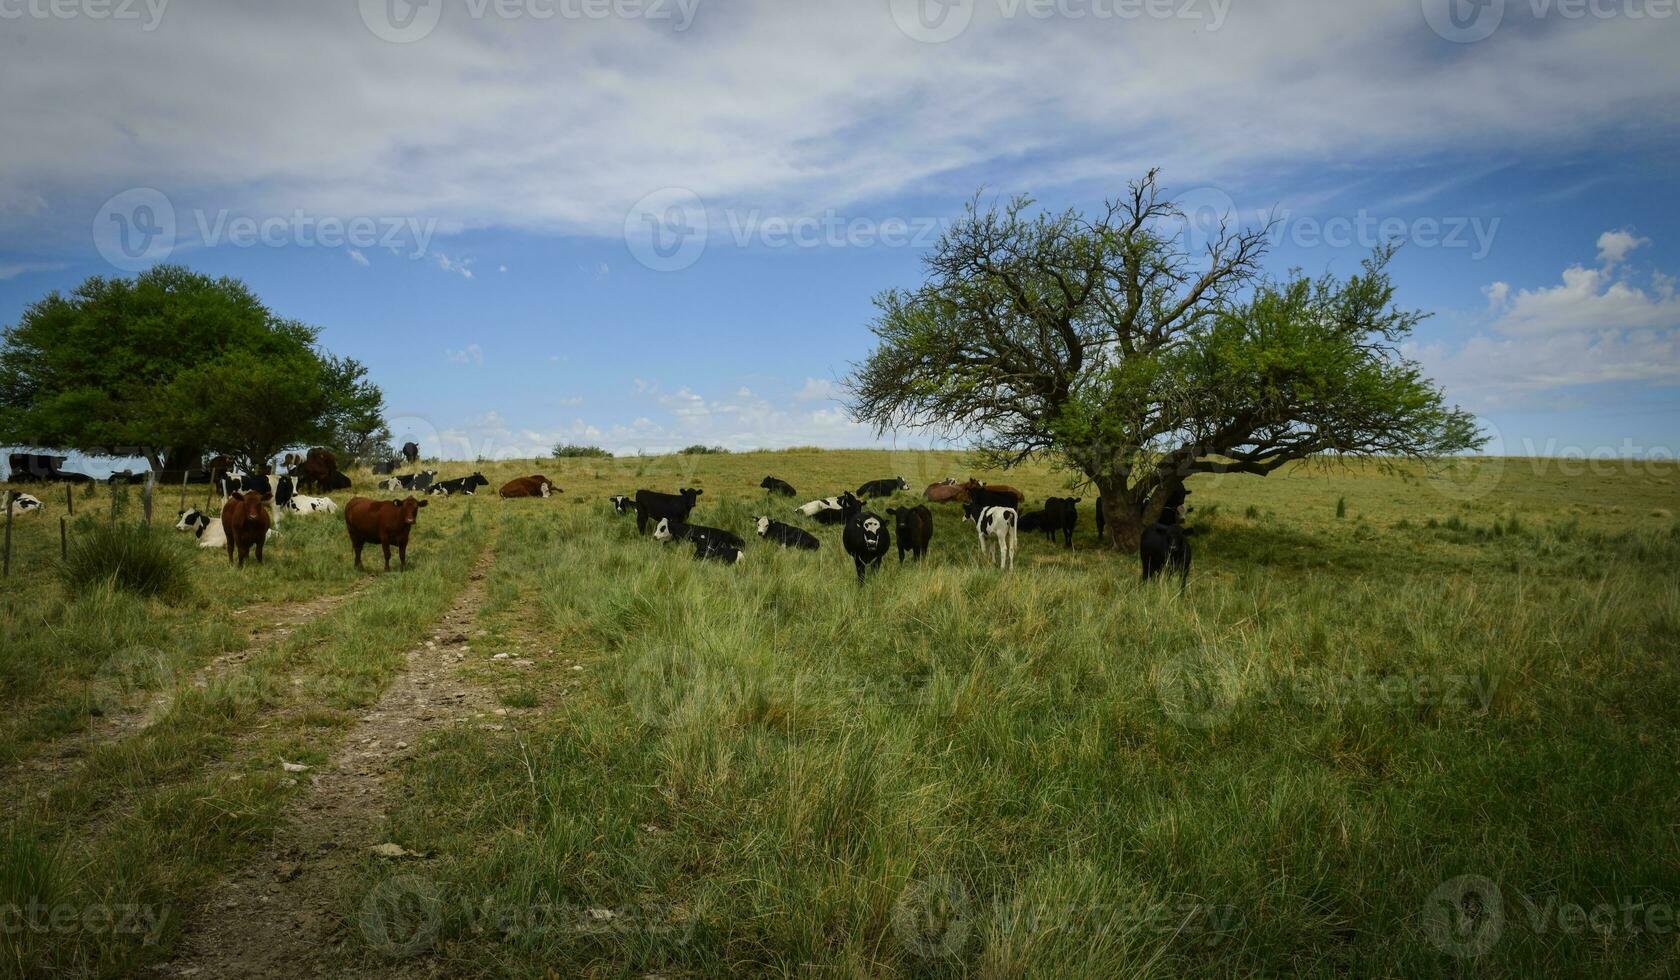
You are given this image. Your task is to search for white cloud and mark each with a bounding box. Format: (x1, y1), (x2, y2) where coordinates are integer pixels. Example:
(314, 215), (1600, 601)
(795, 377), (841, 401)
(445, 343), (485, 365)
(0, 261), (66, 280)
(499, 264), (508, 273)
(348, 249), (369, 266)
(1596, 229), (1649, 267)
(436, 253), (474, 278)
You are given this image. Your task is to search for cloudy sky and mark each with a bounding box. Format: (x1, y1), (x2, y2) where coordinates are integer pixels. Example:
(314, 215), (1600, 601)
(1, 0), (1676, 464)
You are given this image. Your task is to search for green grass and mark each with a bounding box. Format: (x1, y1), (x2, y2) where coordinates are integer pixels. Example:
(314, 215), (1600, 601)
(56, 520), (192, 601)
(3, 453), (1678, 977)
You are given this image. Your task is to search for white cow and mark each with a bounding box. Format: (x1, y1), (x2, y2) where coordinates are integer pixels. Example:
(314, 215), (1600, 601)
(283, 494), (337, 515)
(5, 493), (43, 517)
(972, 505), (1018, 570)
(795, 496), (844, 517)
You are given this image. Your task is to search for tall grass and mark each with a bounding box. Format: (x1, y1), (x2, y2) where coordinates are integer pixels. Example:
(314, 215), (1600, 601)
(57, 520), (191, 601)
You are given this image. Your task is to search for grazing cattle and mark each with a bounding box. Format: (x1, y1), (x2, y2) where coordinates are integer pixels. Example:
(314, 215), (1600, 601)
(924, 479), (965, 502)
(886, 505), (932, 562)
(6, 493), (43, 516)
(609, 495), (634, 515)
(344, 496), (428, 571)
(755, 517), (820, 550)
(401, 442), (420, 464)
(430, 472), (490, 496)
(220, 490), (273, 567)
(693, 538), (744, 563)
(653, 517), (745, 552)
(500, 476), (557, 499)
(634, 488), (703, 534)
(1140, 523), (1191, 591)
(1042, 496), (1081, 548)
(857, 476), (910, 499)
(1017, 510), (1045, 534)
(966, 504), (1019, 570)
(761, 476), (797, 497)
(842, 509), (891, 584)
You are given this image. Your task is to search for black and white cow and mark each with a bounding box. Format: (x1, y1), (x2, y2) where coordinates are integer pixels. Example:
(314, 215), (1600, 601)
(796, 495), (844, 517)
(755, 517), (820, 550)
(964, 499), (1018, 569)
(856, 476), (911, 499)
(216, 471), (272, 499)
(1042, 496), (1080, 548)
(886, 505), (932, 562)
(842, 508), (891, 584)
(277, 475), (336, 515)
(6, 493), (43, 516)
(378, 470), (437, 492)
(609, 495), (634, 515)
(1140, 523), (1191, 591)
(760, 476), (797, 497)
(803, 492), (861, 526)
(429, 472), (489, 496)
(653, 517), (745, 552)
(693, 537), (745, 563)
(634, 488), (703, 534)
(174, 507), (274, 548)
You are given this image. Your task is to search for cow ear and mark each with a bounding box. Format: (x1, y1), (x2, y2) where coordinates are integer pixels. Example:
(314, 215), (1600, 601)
(417, 499), (428, 507)
(390, 499), (402, 506)
(228, 491), (244, 501)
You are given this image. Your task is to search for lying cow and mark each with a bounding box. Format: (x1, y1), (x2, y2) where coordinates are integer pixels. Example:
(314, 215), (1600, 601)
(1140, 523), (1191, 591)
(924, 479), (964, 502)
(175, 507), (275, 548)
(221, 490), (273, 567)
(500, 476), (557, 499)
(5, 493), (43, 516)
(856, 476), (910, 499)
(756, 517), (820, 551)
(886, 505), (932, 562)
(635, 488), (703, 534)
(653, 517), (745, 552)
(345, 496), (428, 572)
(429, 472), (490, 496)
(800, 492), (860, 526)
(378, 470), (437, 492)
(693, 537), (745, 563)
(760, 476), (797, 497)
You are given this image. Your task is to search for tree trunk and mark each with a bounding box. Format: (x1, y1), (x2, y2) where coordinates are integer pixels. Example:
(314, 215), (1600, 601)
(143, 447), (165, 473)
(1097, 477), (1145, 552)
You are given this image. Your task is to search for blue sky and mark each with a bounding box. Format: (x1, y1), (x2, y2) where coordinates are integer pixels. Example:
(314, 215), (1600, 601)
(1, 0), (1676, 471)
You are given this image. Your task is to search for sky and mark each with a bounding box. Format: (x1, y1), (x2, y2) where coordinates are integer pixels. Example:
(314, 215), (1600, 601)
(1, 0), (1677, 472)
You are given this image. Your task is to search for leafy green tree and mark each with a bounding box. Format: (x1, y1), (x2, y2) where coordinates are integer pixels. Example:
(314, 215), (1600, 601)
(0, 265), (385, 473)
(847, 172), (1483, 547)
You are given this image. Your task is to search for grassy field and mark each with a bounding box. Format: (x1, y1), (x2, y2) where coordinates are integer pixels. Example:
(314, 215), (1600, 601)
(1, 450), (1677, 978)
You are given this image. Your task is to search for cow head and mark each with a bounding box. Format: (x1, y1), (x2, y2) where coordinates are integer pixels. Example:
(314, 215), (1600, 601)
(469, 472), (489, 488)
(679, 488), (703, 502)
(653, 518), (674, 542)
(896, 476), (910, 490)
(390, 496), (428, 525)
(174, 507), (201, 531)
(857, 514), (885, 549)
(755, 516), (770, 536)
(227, 490), (271, 525)
(610, 495), (632, 514)
(838, 492), (863, 521)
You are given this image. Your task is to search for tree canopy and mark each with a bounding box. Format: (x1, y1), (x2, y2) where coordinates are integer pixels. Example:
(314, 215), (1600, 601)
(0, 265), (385, 472)
(847, 171), (1483, 546)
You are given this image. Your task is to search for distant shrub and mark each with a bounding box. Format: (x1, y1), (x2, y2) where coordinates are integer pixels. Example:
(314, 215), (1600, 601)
(1244, 505), (1260, 520)
(552, 444), (613, 459)
(1335, 496), (1347, 519)
(678, 445), (729, 455)
(59, 521), (190, 601)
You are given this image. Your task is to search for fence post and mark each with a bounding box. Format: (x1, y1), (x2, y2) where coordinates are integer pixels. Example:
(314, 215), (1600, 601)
(65, 483), (73, 516)
(60, 516), (68, 562)
(109, 480), (118, 521)
(2, 491), (13, 579)
(178, 470), (188, 517)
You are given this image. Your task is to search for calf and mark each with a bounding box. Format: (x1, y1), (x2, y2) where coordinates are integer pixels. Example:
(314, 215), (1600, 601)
(693, 537), (745, 563)
(653, 517), (745, 551)
(968, 505), (1018, 570)
(220, 490), (273, 567)
(886, 505), (932, 562)
(345, 496), (428, 571)
(371, 459), (397, 476)
(5, 493), (42, 516)
(1042, 496), (1080, 548)
(842, 509), (891, 584)
(609, 495), (634, 515)
(856, 476), (911, 499)
(1140, 523), (1191, 591)
(755, 517), (820, 550)
(500, 476), (557, 498)
(760, 476), (797, 497)
(431, 472), (489, 496)
(810, 492), (861, 526)
(634, 488), (703, 534)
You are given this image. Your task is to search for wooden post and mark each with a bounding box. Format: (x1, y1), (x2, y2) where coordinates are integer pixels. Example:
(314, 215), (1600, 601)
(65, 483), (74, 516)
(59, 517), (68, 562)
(2, 491), (13, 578)
(178, 470), (188, 517)
(109, 480), (118, 521)
(142, 471), (156, 524)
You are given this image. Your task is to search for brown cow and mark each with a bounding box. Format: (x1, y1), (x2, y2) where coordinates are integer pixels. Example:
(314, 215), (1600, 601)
(289, 447), (339, 493)
(499, 475), (559, 499)
(220, 490), (273, 567)
(345, 496), (428, 571)
(924, 479), (966, 502)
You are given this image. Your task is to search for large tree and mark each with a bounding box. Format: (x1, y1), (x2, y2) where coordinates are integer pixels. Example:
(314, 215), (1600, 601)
(848, 172), (1483, 548)
(0, 265), (385, 473)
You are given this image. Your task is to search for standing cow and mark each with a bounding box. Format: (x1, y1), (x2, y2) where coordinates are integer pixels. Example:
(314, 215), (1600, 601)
(1140, 523), (1192, 592)
(220, 490), (273, 567)
(345, 496), (428, 572)
(1042, 497), (1080, 548)
(886, 505), (932, 562)
(634, 488), (703, 534)
(401, 441), (420, 465)
(964, 498), (1018, 570)
(842, 508), (891, 584)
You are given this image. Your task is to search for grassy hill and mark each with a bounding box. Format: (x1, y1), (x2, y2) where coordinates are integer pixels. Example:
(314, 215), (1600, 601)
(1, 451), (1676, 977)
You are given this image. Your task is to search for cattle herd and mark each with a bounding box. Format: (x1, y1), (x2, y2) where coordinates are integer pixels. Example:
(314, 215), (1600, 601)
(5, 449), (1196, 586)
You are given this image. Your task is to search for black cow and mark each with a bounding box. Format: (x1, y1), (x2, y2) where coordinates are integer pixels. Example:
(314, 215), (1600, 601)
(1140, 523), (1192, 591)
(856, 476), (910, 499)
(216, 472), (272, 498)
(609, 495), (634, 515)
(760, 476), (797, 497)
(429, 472), (489, 496)
(755, 517), (819, 550)
(653, 517), (745, 551)
(1095, 495), (1105, 538)
(322, 470), (353, 491)
(842, 509), (890, 583)
(693, 537), (744, 563)
(812, 491), (862, 526)
(968, 486), (1021, 516)
(371, 459), (397, 476)
(379, 471), (436, 492)
(1158, 487), (1192, 527)
(634, 488), (703, 534)
(886, 505), (932, 562)
(1043, 496), (1080, 548)
(1018, 510), (1045, 534)
(402, 441), (420, 464)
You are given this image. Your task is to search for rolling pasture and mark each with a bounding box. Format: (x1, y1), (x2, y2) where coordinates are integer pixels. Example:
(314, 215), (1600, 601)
(1, 450), (1677, 978)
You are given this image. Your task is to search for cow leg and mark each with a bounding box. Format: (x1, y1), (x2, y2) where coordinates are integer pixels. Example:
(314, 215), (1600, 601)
(226, 538), (235, 565)
(381, 542), (392, 571)
(635, 508), (648, 534)
(254, 535), (264, 564)
(854, 556), (866, 584)
(398, 543), (407, 571)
